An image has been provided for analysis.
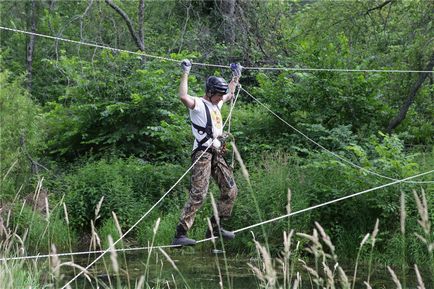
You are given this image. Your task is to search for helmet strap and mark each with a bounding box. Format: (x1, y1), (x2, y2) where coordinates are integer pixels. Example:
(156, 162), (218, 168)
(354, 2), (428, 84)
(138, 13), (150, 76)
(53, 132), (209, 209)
(205, 91), (214, 102)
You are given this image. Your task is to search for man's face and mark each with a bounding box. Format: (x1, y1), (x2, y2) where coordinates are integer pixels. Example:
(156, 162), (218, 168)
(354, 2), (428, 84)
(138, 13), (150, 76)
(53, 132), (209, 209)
(210, 93), (224, 104)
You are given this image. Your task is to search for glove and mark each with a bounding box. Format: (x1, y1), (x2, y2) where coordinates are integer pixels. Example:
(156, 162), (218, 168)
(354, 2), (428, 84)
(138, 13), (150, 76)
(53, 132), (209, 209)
(230, 63), (242, 77)
(181, 59), (192, 74)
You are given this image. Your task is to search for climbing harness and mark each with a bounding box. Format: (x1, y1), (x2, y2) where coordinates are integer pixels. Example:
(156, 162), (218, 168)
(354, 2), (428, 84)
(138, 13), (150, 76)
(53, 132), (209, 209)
(191, 99), (214, 155)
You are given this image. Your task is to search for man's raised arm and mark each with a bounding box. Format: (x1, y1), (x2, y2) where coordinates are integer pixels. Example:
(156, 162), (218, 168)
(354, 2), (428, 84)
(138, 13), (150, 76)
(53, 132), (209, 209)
(179, 59), (195, 109)
(223, 63), (242, 103)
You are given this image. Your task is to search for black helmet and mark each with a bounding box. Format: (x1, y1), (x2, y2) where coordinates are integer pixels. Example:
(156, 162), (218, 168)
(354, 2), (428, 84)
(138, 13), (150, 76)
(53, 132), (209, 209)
(206, 76), (228, 95)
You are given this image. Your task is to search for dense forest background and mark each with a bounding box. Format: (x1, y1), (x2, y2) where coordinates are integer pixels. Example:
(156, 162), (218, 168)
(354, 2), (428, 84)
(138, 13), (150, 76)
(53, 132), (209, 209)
(1, 0), (433, 270)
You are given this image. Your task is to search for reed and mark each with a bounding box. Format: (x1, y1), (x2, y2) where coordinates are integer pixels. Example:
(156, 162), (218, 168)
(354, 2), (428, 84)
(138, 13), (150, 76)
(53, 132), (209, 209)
(247, 189), (432, 289)
(209, 192), (233, 289)
(400, 191), (407, 289)
(158, 247), (191, 289)
(232, 141), (269, 248)
(144, 217), (161, 282)
(352, 232), (370, 289)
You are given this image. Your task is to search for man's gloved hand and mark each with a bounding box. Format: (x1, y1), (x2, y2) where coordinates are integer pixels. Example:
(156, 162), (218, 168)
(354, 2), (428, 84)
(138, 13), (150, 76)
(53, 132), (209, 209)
(181, 59), (192, 74)
(230, 63), (242, 78)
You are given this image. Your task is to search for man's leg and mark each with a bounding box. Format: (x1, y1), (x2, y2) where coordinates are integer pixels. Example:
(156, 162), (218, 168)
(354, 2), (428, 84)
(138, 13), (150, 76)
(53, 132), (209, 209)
(208, 153), (238, 239)
(173, 151), (212, 246)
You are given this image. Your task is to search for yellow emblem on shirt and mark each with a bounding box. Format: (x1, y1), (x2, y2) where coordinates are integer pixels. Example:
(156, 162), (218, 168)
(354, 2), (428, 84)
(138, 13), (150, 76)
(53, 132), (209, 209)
(211, 110), (222, 129)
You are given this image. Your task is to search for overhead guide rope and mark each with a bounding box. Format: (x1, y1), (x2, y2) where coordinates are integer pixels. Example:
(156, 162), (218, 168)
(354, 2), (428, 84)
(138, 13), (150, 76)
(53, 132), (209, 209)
(1, 26), (432, 73)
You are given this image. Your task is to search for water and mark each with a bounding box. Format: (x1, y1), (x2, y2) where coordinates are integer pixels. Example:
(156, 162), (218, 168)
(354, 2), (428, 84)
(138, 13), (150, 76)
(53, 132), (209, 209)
(62, 247), (432, 289)
(65, 247), (259, 288)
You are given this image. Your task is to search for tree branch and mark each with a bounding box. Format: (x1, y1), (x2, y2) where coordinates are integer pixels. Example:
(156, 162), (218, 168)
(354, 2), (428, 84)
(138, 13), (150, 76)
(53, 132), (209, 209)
(366, 0), (393, 15)
(80, 0), (94, 40)
(105, 0), (144, 51)
(387, 54), (434, 133)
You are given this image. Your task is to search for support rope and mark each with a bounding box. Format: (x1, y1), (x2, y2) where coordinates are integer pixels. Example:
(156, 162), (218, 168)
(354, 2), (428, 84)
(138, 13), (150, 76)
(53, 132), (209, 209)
(1, 26), (432, 73)
(240, 87), (434, 184)
(1, 169), (432, 262)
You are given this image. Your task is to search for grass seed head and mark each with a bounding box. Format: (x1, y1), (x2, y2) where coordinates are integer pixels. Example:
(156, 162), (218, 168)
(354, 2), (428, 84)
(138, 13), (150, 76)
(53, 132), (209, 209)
(387, 266), (402, 289)
(371, 219), (379, 246)
(108, 235), (119, 274)
(400, 192), (406, 234)
(414, 264), (426, 289)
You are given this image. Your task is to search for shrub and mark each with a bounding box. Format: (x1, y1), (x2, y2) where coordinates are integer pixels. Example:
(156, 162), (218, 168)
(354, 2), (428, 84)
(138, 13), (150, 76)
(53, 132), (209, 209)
(11, 203), (74, 253)
(43, 52), (201, 162)
(55, 157), (188, 233)
(0, 70), (45, 202)
(98, 217), (123, 250)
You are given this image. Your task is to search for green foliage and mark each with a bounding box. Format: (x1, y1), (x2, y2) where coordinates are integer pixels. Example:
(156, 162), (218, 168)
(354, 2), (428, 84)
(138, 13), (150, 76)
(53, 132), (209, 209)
(228, 103), (279, 156)
(12, 203), (74, 253)
(55, 157), (187, 231)
(98, 217), (123, 250)
(0, 70), (46, 202)
(44, 52), (200, 161)
(136, 212), (180, 246)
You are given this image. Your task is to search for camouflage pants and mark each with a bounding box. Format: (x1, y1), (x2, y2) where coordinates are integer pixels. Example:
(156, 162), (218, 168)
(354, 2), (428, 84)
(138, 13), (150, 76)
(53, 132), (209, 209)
(178, 149), (238, 231)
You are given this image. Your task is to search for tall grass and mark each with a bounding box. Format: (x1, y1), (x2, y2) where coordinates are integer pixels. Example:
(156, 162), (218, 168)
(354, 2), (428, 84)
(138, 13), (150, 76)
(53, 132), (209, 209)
(247, 189), (433, 289)
(1, 187), (432, 289)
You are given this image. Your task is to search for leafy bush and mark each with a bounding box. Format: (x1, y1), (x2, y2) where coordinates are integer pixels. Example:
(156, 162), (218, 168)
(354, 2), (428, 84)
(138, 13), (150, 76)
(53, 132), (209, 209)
(98, 217), (123, 249)
(55, 157), (188, 232)
(225, 131), (428, 257)
(12, 203), (74, 253)
(298, 133), (424, 257)
(0, 70), (46, 202)
(44, 52), (201, 162)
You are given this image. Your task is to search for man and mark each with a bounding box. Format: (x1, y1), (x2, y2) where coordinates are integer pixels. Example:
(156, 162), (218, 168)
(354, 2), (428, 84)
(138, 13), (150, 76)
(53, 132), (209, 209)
(172, 59), (242, 246)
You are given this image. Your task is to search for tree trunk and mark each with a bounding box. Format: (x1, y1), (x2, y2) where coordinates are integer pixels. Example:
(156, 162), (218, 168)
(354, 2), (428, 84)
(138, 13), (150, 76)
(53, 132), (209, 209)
(387, 54), (434, 133)
(220, 0), (236, 45)
(26, 0), (37, 92)
(138, 0), (144, 46)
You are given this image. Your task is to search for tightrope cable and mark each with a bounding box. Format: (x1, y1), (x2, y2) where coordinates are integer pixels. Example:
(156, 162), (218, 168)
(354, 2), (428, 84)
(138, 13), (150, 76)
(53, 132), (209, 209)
(1, 26), (432, 73)
(240, 87), (434, 184)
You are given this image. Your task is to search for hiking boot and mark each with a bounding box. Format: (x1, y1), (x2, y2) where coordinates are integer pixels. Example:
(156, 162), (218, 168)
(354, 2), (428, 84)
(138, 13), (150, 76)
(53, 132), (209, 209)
(172, 224), (196, 247)
(171, 235), (196, 246)
(205, 227), (235, 240)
